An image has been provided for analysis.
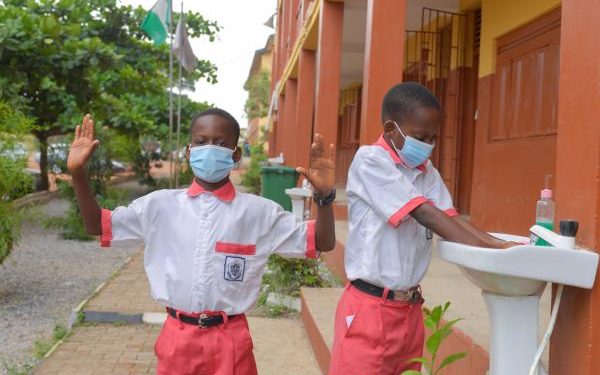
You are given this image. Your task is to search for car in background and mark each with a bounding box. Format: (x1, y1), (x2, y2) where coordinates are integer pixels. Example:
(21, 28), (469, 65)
(34, 143), (127, 174)
(34, 143), (69, 173)
(0, 142), (28, 161)
(110, 160), (127, 173)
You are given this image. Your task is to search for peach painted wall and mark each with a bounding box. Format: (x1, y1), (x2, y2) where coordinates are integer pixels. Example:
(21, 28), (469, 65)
(468, 1), (560, 235)
(478, 0), (560, 77)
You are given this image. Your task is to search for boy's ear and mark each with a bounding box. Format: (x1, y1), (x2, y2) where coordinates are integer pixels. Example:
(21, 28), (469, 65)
(383, 120), (396, 135)
(233, 146), (242, 163)
(185, 144), (191, 161)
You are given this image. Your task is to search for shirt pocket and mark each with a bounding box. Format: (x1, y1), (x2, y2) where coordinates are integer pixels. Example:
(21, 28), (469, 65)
(213, 242), (258, 299)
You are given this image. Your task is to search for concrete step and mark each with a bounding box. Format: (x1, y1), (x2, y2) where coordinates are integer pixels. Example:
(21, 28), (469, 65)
(300, 287), (343, 374)
(250, 316), (322, 375)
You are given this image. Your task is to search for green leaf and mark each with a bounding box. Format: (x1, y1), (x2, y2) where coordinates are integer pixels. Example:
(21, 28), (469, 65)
(408, 357), (428, 364)
(425, 330), (444, 356)
(400, 371), (423, 375)
(43, 38), (53, 44)
(437, 352), (467, 371)
(430, 305), (443, 325)
(440, 318), (463, 339)
(424, 315), (436, 331)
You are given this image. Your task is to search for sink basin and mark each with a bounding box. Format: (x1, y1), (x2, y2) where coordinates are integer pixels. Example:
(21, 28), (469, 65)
(437, 233), (599, 375)
(437, 233), (599, 296)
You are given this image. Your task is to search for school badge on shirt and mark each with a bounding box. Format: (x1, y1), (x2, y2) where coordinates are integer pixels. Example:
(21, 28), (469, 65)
(224, 256), (245, 282)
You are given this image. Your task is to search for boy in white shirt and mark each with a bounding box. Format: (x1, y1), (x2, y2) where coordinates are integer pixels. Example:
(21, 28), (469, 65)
(328, 83), (513, 375)
(67, 108), (337, 375)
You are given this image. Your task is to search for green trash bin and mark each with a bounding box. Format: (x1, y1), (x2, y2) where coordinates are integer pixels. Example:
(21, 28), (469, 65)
(260, 165), (299, 211)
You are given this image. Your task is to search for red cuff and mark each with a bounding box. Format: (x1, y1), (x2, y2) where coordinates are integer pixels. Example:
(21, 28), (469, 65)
(100, 209), (112, 248)
(445, 208), (459, 217)
(305, 220), (318, 259)
(388, 196), (428, 227)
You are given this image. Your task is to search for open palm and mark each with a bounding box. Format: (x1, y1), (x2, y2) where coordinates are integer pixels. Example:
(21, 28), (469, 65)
(67, 114), (100, 172)
(297, 133), (335, 197)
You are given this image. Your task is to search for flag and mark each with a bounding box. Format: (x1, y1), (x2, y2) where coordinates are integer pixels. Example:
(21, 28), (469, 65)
(141, 0), (171, 46)
(173, 17), (198, 72)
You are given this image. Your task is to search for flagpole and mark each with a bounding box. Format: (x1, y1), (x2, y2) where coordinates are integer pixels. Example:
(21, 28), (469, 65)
(168, 0), (174, 188)
(175, 1), (184, 188)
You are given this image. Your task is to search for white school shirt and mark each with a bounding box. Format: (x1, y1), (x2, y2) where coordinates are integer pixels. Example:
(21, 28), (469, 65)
(345, 135), (458, 291)
(100, 179), (317, 315)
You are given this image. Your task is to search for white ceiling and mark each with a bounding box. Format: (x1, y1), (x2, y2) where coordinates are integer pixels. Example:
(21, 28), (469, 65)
(406, 0), (461, 30)
(340, 0), (367, 89)
(339, 0), (461, 88)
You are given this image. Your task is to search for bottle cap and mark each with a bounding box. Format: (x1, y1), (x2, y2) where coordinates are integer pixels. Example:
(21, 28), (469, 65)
(559, 220), (579, 237)
(541, 189), (552, 199)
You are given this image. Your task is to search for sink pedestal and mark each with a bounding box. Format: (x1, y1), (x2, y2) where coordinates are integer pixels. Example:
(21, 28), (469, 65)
(438, 233), (598, 375)
(483, 292), (541, 375)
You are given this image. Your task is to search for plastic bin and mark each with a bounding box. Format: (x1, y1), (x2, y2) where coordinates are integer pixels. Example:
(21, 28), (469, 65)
(260, 166), (299, 211)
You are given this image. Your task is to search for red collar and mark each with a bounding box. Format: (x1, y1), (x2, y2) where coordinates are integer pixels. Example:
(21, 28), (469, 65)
(187, 179), (236, 202)
(374, 134), (428, 172)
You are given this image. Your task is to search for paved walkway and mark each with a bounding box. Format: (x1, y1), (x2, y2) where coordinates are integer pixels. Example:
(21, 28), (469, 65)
(33, 248), (320, 375)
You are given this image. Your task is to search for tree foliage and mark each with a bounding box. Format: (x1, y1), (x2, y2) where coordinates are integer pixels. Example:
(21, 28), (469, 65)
(244, 69), (271, 119)
(0, 0), (219, 189)
(0, 101), (34, 265)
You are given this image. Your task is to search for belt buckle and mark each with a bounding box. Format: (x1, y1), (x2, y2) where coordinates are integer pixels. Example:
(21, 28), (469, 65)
(198, 313), (209, 329)
(408, 289), (421, 304)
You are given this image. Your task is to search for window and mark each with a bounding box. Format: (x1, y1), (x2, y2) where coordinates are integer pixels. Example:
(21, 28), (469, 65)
(489, 8), (560, 141)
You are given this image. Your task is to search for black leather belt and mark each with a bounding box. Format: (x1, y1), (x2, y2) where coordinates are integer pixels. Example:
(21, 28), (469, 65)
(166, 307), (238, 328)
(351, 279), (423, 303)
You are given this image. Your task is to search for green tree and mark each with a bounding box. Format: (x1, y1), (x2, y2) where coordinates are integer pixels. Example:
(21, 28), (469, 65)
(0, 0), (218, 190)
(0, 101), (34, 264)
(244, 69), (271, 119)
(241, 142), (267, 194)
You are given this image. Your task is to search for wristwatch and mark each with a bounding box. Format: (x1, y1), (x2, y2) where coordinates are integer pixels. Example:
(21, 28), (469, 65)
(313, 189), (336, 206)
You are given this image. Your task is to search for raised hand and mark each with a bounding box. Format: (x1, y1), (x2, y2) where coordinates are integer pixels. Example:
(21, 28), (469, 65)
(67, 114), (100, 173)
(296, 133), (335, 197)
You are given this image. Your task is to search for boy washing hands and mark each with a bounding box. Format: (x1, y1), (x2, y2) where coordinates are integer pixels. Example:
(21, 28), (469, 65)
(329, 83), (514, 375)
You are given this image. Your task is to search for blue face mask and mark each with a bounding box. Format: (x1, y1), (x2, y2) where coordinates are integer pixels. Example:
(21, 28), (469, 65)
(189, 145), (235, 183)
(389, 121), (434, 168)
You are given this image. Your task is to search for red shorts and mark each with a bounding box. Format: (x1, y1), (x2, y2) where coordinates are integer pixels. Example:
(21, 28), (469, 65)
(155, 312), (257, 375)
(328, 284), (425, 375)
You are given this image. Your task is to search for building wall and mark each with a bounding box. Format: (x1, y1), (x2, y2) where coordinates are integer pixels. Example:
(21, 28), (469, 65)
(478, 0), (560, 77)
(469, 0), (561, 235)
(246, 46), (273, 147)
(260, 51), (273, 72)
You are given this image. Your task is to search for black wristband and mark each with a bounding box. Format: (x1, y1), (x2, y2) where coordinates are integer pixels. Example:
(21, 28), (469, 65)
(313, 189), (336, 206)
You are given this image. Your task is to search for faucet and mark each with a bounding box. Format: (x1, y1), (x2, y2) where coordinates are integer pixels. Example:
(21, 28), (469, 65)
(528, 220), (579, 375)
(529, 220), (579, 250)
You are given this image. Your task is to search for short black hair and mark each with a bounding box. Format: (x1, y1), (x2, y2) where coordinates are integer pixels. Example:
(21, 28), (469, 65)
(190, 107), (240, 142)
(381, 82), (441, 123)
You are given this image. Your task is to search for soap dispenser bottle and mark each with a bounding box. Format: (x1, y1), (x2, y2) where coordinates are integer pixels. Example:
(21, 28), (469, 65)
(535, 188), (555, 246)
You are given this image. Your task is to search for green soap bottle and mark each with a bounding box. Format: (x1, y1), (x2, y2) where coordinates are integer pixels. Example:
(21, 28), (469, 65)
(535, 189), (555, 246)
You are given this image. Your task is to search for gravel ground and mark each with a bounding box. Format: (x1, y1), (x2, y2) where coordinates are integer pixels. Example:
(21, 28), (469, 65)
(0, 186), (143, 373)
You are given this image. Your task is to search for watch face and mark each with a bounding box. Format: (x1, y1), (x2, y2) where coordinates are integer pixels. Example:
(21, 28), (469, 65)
(314, 189), (336, 205)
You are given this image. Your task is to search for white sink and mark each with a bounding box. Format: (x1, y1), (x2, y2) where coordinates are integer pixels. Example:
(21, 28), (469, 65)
(437, 233), (599, 375)
(437, 233), (598, 296)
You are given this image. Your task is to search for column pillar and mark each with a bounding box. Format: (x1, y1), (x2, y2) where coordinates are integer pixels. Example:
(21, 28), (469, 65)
(551, 1), (600, 374)
(313, 0), (343, 149)
(295, 49), (316, 172)
(359, 0), (407, 144)
(282, 79), (298, 166)
(272, 94), (286, 158)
